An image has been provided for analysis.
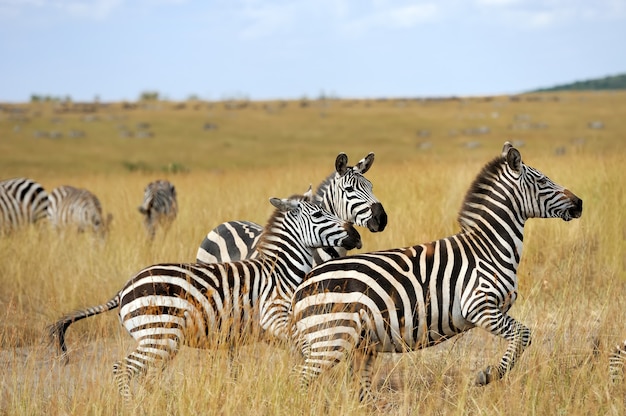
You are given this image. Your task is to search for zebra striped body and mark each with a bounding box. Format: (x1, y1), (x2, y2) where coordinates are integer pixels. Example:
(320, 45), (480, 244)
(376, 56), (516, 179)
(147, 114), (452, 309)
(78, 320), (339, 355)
(0, 177), (48, 233)
(138, 179), (177, 239)
(49, 194), (361, 400)
(292, 142), (583, 403)
(47, 185), (112, 237)
(196, 152), (386, 264)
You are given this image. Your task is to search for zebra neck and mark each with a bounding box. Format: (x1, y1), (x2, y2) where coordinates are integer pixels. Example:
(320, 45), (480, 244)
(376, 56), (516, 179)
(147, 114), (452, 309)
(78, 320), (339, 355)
(457, 164), (527, 266)
(458, 208), (525, 267)
(255, 237), (315, 287)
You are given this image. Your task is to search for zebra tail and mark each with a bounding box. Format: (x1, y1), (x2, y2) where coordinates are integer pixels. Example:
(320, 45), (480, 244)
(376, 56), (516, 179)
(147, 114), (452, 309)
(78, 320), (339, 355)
(47, 294), (120, 365)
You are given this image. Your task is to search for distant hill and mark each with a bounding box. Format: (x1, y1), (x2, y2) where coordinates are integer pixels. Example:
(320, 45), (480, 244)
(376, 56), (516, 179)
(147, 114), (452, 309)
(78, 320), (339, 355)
(531, 73), (626, 92)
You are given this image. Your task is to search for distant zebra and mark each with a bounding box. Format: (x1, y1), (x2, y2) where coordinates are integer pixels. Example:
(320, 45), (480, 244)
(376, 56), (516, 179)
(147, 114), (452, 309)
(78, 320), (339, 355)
(609, 341), (626, 383)
(138, 179), (177, 239)
(291, 142), (583, 404)
(47, 185), (112, 237)
(196, 152), (387, 264)
(0, 177), (48, 233)
(49, 193), (362, 400)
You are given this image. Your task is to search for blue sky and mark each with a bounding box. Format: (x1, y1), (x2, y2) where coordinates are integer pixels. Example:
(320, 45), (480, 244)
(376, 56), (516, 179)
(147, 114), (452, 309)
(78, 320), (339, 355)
(1, 0), (625, 102)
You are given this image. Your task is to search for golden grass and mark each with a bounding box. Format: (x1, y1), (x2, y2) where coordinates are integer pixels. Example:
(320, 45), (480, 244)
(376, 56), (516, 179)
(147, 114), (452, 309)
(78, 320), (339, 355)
(0, 92), (625, 415)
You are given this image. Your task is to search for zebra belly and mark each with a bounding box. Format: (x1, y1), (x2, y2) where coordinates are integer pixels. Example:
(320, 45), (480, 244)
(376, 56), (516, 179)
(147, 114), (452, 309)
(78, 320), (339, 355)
(364, 306), (473, 353)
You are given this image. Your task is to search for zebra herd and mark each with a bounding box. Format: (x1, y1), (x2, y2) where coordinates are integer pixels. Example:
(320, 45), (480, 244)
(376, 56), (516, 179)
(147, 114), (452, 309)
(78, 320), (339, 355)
(0, 178), (177, 239)
(35, 144), (624, 406)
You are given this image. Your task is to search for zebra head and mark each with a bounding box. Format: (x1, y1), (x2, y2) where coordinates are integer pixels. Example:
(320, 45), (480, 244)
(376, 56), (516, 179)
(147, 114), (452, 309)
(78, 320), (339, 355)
(320, 152), (388, 233)
(502, 142), (583, 221)
(268, 196), (362, 254)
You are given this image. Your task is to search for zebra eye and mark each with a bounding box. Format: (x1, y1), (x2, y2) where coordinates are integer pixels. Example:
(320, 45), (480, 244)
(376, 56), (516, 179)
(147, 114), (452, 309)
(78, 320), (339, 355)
(537, 177), (548, 185)
(345, 186), (354, 192)
(312, 211), (323, 218)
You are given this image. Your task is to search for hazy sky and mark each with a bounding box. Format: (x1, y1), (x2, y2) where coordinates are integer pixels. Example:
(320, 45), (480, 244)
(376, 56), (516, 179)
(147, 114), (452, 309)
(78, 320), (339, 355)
(1, 0), (624, 102)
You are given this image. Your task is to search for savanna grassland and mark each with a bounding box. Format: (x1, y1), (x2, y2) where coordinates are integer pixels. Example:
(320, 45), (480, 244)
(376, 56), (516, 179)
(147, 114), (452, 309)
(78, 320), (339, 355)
(0, 92), (625, 415)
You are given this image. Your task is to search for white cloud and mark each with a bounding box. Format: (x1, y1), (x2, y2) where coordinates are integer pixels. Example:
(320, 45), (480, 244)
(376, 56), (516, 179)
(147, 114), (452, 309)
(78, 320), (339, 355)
(472, 0), (626, 26)
(53, 0), (125, 20)
(341, 3), (439, 35)
(475, 0), (521, 6)
(0, 0), (125, 20)
(238, 3), (296, 39)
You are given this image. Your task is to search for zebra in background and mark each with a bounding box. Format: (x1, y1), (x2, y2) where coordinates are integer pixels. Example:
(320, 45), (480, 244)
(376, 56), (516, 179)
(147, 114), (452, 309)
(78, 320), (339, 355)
(291, 142), (583, 404)
(196, 152), (387, 264)
(49, 193), (362, 400)
(0, 177), (49, 233)
(138, 179), (177, 239)
(47, 185), (113, 237)
(610, 341), (626, 383)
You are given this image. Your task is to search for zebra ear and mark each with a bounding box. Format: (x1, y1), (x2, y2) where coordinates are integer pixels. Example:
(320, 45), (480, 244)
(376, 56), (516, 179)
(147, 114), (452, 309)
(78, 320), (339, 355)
(270, 197), (300, 212)
(354, 152), (375, 174)
(335, 153), (349, 176)
(303, 185), (313, 201)
(503, 142), (522, 173)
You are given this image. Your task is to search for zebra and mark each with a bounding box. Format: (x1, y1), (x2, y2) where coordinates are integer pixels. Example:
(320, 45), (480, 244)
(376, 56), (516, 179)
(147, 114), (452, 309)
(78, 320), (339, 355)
(196, 152), (387, 264)
(610, 341), (626, 383)
(138, 179), (178, 239)
(47, 185), (112, 237)
(48, 193), (362, 400)
(0, 177), (49, 233)
(291, 142), (583, 404)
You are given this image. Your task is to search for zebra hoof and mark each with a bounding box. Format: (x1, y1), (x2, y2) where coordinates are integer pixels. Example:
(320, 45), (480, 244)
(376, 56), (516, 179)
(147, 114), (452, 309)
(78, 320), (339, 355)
(475, 366), (497, 386)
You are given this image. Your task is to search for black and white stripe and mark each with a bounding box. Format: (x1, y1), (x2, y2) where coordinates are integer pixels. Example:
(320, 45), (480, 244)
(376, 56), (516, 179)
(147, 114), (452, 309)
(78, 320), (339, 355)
(291, 142), (583, 403)
(49, 194), (362, 400)
(610, 341), (626, 383)
(47, 185), (112, 237)
(138, 179), (177, 239)
(0, 177), (49, 233)
(196, 152), (387, 264)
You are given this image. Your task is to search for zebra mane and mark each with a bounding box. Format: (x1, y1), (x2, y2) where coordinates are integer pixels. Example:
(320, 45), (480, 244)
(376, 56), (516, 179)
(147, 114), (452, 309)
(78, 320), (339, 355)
(314, 172), (336, 203)
(457, 154), (507, 229)
(256, 193), (310, 253)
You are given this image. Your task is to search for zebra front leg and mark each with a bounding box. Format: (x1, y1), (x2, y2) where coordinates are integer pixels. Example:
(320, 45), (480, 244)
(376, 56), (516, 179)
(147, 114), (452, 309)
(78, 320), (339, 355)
(472, 311), (531, 385)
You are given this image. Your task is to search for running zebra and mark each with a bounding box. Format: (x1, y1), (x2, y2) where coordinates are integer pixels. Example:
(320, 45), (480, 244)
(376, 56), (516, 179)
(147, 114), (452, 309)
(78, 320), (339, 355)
(291, 142), (583, 404)
(138, 179), (178, 239)
(47, 185), (112, 237)
(0, 177), (49, 233)
(196, 152), (387, 264)
(49, 193), (361, 400)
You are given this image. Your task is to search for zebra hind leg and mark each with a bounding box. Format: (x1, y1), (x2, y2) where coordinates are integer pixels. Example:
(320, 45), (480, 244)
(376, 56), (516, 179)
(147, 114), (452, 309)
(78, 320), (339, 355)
(352, 350), (379, 405)
(112, 341), (180, 401)
(113, 359), (138, 402)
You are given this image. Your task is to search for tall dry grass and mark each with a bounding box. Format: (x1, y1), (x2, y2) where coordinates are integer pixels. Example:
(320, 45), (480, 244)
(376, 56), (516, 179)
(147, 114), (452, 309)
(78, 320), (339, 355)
(0, 93), (625, 414)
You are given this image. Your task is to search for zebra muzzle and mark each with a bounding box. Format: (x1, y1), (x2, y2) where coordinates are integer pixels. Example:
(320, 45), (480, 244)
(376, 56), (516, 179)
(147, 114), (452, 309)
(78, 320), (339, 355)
(366, 203), (388, 232)
(343, 224), (362, 250)
(562, 191), (583, 221)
